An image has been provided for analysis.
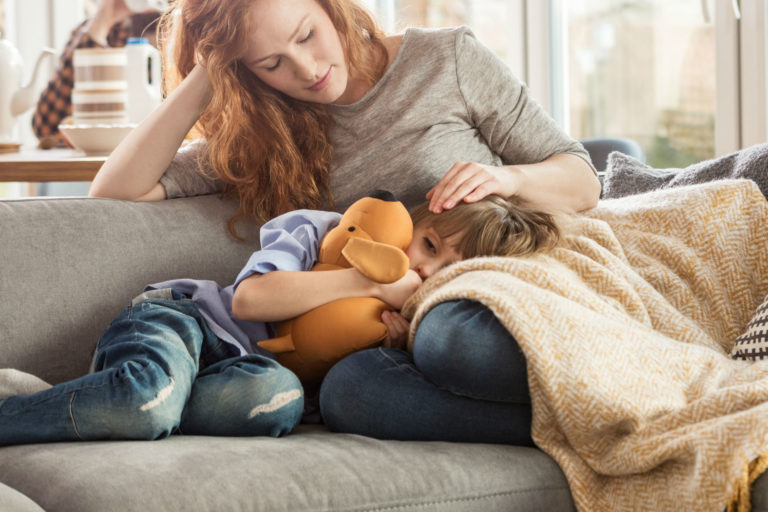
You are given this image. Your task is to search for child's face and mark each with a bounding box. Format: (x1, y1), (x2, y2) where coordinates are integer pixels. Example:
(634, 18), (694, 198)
(406, 224), (462, 279)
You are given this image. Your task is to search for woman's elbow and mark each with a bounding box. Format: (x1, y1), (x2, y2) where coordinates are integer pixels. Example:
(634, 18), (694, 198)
(88, 178), (133, 200)
(87, 180), (113, 198)
(88, 181), (166, 201)
(573, 159), (602, 211)
(583, 173), (602, 210)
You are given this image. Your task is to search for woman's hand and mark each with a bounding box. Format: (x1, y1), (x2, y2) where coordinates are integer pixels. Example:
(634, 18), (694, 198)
(381, 310), (410, 350)
(374, 270), (422, 310)
(426, 161), (519, 214)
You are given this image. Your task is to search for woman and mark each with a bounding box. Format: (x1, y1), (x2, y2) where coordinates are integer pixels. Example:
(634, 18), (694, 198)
(89, 0), (601, 444)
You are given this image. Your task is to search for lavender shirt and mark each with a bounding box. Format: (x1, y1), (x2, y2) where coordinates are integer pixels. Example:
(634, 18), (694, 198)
(147, 209), (342, 356)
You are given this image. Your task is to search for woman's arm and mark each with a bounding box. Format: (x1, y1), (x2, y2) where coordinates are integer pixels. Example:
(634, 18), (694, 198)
(426, 29), (601, 215)
(427, 153), (601, 214)
(232, 268), (422, 323)
(88, 63), (212, 201)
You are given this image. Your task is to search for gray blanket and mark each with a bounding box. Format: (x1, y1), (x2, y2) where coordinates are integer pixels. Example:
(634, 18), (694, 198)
(602, 142), (768, 199)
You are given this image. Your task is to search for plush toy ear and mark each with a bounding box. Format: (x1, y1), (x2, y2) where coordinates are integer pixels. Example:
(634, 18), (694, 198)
(342, 238), (409, 284)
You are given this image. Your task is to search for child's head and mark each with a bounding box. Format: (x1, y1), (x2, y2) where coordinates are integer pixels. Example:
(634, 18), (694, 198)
(406, 195), (561, 279)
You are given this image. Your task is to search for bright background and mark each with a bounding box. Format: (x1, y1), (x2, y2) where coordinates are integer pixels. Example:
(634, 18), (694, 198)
(1, 0), (766, 196)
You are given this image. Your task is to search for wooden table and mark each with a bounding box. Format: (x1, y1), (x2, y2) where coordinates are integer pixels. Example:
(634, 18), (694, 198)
(0, 148), (105, 182)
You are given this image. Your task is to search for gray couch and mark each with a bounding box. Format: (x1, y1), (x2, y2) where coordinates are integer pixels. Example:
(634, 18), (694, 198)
(2, 194), (768, 512)
(0, 195), (572, 512)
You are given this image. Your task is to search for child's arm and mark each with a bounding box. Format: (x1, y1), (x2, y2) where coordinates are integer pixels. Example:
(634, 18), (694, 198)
(232, 268), (422, 323)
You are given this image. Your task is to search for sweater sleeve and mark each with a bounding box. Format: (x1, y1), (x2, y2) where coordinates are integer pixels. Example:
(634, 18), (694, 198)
(160, 138), (225, 198)
(32, 20), (129, 144)
(454, 28), (593, 170)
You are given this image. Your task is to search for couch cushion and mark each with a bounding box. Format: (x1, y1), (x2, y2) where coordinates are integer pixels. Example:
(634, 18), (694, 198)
(0, 426), (574, 512)
(0, 195), (258, 384)
(0, 482), (45, 512)
(601, 142), (768, 200)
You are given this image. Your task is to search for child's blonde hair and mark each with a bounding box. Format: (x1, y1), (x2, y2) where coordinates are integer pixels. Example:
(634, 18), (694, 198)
(409, 195), (561, 258)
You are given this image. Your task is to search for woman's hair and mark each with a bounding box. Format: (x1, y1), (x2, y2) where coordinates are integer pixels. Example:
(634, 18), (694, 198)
(158, 0), (388, 238)
(409, 195), (561, 258)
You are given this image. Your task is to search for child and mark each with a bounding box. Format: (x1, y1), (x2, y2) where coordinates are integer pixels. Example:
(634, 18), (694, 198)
(0, 194), (559, 445)
(382, 194), (561, 347)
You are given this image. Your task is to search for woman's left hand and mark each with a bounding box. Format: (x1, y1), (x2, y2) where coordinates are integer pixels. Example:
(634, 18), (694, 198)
(426, 161), (519, 214)
(381, 310), (411, 350)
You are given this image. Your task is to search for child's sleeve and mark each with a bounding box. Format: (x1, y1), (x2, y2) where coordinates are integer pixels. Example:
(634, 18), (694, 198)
(232, 210), (342, 289)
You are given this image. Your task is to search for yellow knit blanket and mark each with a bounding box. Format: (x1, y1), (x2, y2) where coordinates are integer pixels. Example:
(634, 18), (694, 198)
(402, 179), (768, 512)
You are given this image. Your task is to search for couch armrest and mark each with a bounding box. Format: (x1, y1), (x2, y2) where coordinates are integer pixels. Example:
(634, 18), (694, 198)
(0, 194), (260, 384)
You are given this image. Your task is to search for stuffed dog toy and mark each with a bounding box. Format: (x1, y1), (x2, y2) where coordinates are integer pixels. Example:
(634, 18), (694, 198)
(257, 192), (413, 386)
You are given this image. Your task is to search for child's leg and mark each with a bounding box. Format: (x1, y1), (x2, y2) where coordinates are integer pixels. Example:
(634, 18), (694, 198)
(179, 355), (303, 437)
(411, 300), (530, 404)
(0, 293), (207, 445)
(319, 300), (533, 445)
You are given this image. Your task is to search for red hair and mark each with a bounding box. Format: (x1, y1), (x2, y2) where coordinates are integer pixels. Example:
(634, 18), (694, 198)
(159, 0), (387, 238)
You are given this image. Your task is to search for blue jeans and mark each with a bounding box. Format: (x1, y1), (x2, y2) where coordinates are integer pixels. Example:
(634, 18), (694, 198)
(0, 291), (303, 445)
(319, 300), (533, 445)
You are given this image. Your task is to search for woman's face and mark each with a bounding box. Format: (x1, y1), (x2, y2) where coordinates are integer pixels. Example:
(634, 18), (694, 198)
(241, 0), (350, 104)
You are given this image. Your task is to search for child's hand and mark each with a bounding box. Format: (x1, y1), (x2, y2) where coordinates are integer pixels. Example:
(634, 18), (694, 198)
(381, 310), (410, 350)
(375, 269), (422, 309)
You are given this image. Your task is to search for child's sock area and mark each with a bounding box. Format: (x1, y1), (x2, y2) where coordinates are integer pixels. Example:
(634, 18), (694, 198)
(0, 369), (52, 399)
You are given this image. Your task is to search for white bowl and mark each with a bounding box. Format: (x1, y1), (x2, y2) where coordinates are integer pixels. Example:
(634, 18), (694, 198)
(58, 121), (136, 156)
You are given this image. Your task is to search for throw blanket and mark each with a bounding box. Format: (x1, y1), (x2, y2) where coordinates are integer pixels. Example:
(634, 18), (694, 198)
(402, 179), (768, 512)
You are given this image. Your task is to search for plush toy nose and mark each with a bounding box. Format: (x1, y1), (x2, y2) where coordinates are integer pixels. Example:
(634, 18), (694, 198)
(368, 190), (397, 202)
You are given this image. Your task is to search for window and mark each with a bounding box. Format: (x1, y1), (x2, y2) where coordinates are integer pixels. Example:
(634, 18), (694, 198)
(372, 0), (767, 168)
(550, 0), (766, 167)
(564, 0), (716, 167)
(368, 0), (527, 80)
(83, 0), (99, 16)
(1, 0), (87, 198)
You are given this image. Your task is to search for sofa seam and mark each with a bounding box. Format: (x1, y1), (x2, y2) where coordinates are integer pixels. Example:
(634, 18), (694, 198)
(329, 487), (573, 512)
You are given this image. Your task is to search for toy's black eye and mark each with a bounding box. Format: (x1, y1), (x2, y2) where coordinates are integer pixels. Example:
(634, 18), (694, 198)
(348, 227), (356, 232)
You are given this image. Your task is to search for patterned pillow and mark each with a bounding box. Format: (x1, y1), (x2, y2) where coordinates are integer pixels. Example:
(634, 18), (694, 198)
(731, 294), (768, 361)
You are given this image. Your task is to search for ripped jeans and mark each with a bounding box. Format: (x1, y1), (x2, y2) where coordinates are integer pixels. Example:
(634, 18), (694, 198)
(0, 291), (303, 445)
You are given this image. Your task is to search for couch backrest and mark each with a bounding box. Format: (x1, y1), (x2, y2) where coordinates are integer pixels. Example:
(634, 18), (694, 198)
(0, 195), (260, 384)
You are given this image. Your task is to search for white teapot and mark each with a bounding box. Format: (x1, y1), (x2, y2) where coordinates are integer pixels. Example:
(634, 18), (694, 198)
(0, 40), (56, 143)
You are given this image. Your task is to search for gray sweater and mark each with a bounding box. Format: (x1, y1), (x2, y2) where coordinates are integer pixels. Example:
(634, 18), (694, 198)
(161, 26), (591, 211)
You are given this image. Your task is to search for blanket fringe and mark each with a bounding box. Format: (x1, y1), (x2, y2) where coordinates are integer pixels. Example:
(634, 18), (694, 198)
(728, 453), (768, 512)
